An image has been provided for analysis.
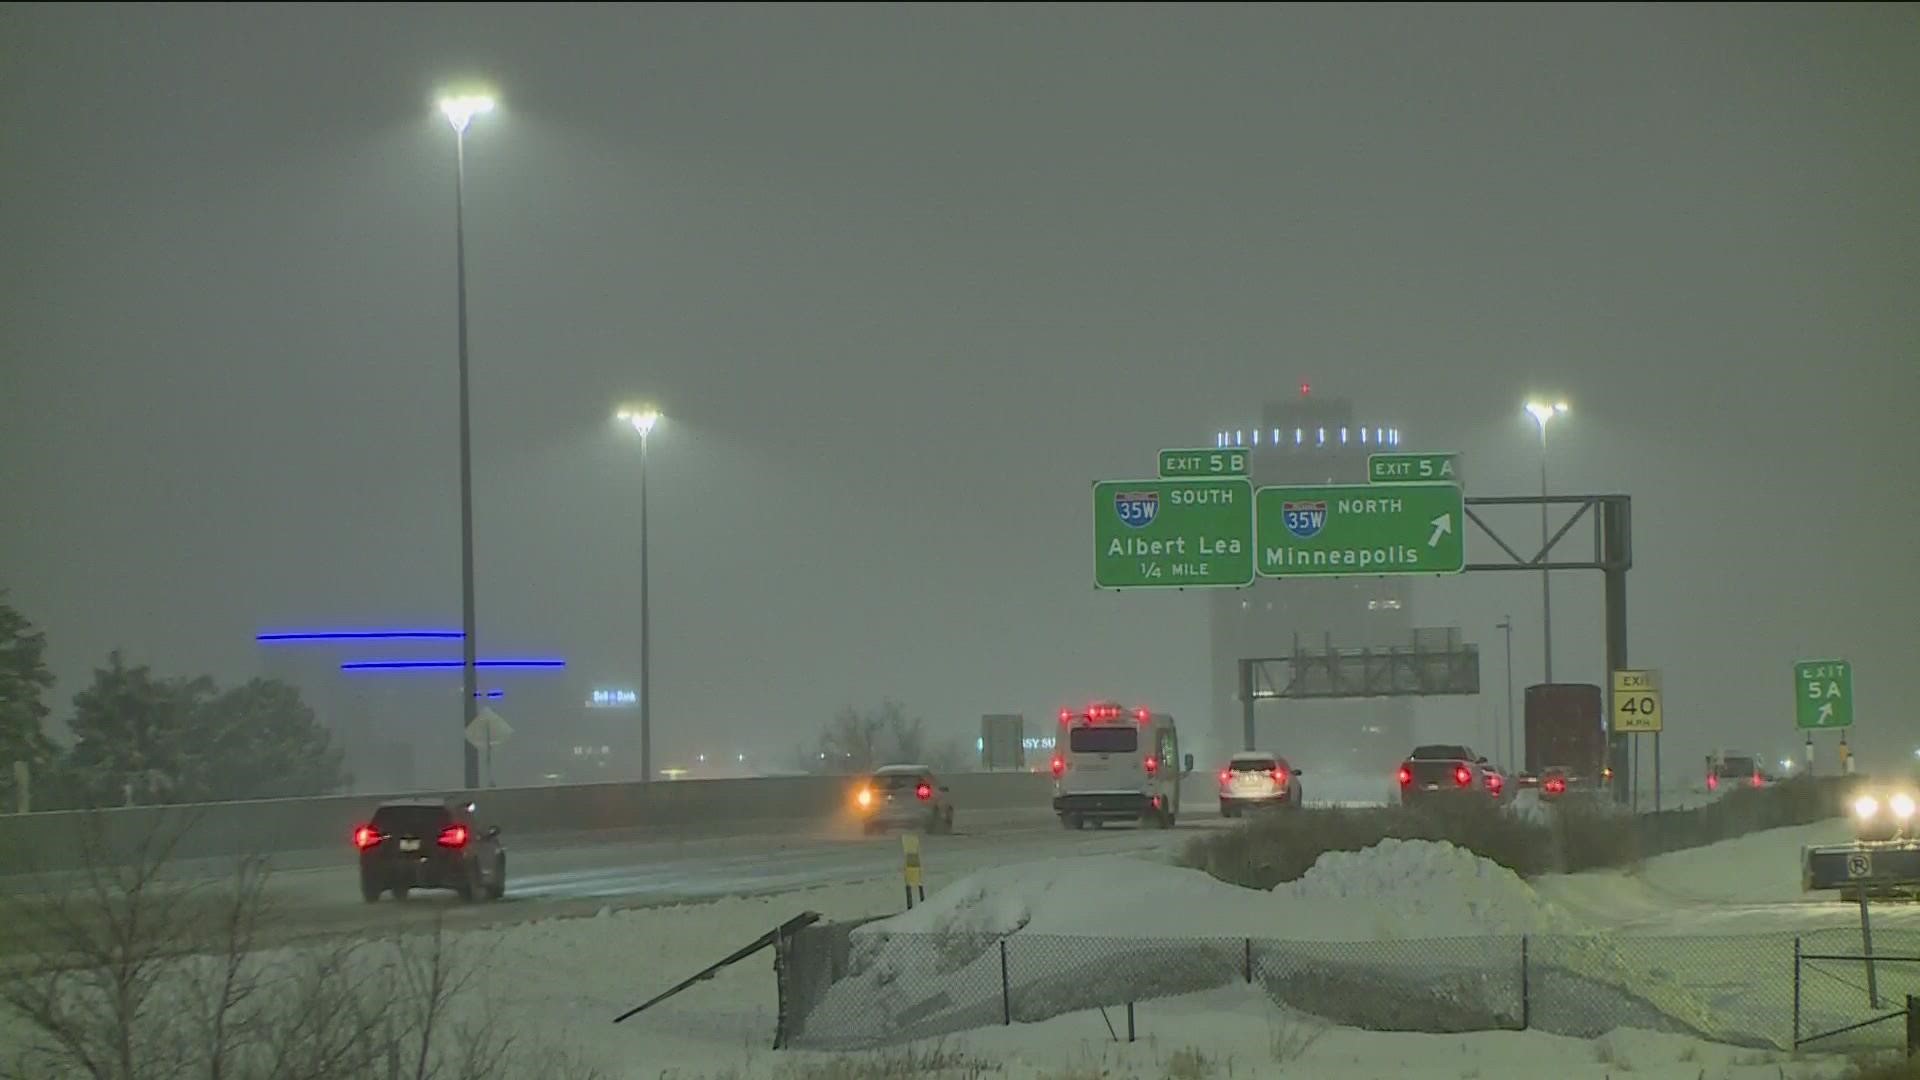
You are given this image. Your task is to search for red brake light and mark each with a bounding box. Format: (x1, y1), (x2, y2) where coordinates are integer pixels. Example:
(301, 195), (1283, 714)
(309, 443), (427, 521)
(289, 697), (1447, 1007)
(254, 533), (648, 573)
(437, 824), (469, 848)
(916, 782), (932, 801)
(1135, 708), (1150, 724)
(1059, 709), (1071, 725)
(1270, 767), (1288, 785)
(1751, 773), (1764, 788)
(1486, 773), (1503, 795)
(353, 825), (380, 850)
(1397, 765), (1413, 787)
(1050, 756), (1065, 779)
(1453, 765), (1472, 788)
(1544, 776), (1566, 795)
(1706, 774), (1719, 792)
(1144, 756), (1159, 776)
(1219, 769), (1231, 785)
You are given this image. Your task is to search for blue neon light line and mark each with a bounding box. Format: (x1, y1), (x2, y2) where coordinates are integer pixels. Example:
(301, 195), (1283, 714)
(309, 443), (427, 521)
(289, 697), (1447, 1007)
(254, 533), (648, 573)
(340, 659), (566, 671)
(258, 630), (465, 643)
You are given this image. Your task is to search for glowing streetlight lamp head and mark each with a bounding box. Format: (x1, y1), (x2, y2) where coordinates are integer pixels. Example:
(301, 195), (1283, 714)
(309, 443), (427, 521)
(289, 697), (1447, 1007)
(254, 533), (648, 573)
(1524, 399), (1570, 430)
(616, 406), (662, 438)
(437, 93), (496, 134)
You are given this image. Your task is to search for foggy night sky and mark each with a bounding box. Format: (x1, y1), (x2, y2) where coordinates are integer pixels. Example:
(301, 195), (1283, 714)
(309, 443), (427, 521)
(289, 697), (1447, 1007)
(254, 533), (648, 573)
(3, 4), (1917, 772)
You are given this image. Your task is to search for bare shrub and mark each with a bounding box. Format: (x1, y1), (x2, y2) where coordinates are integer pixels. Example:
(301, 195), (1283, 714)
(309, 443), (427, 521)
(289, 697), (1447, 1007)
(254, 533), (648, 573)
(0, 810), (599, 1080)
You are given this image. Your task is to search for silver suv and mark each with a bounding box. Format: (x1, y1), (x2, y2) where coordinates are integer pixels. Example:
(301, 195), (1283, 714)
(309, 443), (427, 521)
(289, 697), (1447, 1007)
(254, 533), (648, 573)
(1218, 752), (1304, 816)
(854, 764), (955, 834)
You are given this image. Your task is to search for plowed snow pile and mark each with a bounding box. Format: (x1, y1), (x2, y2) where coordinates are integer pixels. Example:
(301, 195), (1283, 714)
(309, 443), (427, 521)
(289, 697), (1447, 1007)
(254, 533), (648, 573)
(792, 841), (1670, 1051)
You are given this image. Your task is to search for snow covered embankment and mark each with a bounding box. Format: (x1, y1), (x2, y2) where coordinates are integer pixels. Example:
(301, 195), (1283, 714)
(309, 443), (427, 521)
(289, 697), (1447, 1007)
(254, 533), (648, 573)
(787, 840), (1751, 1051)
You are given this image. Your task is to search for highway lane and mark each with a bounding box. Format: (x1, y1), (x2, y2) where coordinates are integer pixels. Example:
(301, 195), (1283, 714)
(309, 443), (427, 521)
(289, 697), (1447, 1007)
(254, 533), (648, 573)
(0, 806), (1234, 949)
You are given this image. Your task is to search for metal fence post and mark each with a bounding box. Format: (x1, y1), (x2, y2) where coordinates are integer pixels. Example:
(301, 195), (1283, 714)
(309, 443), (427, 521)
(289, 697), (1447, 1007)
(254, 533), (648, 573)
(1244, 937), (1253, 984)
(1126, 1000), (1136, 1043)
(1792, 936), (1802, 1048)
(999, 938), (1011, 1026)
(1519, 935), (1531, 1030)
(1906, 994), (1917, 1058)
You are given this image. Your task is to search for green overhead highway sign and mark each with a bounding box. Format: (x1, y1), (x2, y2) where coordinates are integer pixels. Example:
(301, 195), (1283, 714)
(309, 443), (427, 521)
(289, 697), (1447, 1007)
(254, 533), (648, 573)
(1368, 452), (1458, 484)
(1159, 447), (1248, 478)
(1254, 483), (1465, 578)
(1795, 659), (1853, 729)
(1093, 478), (1254, 589)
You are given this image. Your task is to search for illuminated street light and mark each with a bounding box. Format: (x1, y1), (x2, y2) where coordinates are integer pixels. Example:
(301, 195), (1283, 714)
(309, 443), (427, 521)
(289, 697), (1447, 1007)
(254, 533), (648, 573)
(436, 85), (497, 789)
(437, 93), (495, 134)
(1523, 398), (1571, 683)
(615, 405), (664, 782)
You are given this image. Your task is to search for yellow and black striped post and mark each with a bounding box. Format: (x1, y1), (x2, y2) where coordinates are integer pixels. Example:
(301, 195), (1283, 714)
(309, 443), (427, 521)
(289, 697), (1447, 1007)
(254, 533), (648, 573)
(901, 832), (924, 908)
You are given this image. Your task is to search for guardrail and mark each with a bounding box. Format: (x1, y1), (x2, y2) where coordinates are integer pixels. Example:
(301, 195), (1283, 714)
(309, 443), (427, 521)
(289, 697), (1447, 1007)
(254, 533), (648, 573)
(0, 771), (1054, 875)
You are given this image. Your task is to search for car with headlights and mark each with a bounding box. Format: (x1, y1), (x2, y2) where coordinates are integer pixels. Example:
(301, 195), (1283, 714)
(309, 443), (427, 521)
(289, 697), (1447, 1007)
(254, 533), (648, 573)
(1218, 752), (1304, 816)
(1850, 786), (1917, 843)
(352, 799), (505, 902)
(854, 764), (954, 834)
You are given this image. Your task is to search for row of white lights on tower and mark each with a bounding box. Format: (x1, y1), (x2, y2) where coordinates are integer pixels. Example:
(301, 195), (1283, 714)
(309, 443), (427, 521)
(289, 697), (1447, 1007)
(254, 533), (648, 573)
(1213, 426), (1399, 449)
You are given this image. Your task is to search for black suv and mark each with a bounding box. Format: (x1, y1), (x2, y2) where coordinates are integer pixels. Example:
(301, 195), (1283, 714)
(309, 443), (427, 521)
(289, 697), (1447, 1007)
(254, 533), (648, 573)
(353, 799), (506, 902)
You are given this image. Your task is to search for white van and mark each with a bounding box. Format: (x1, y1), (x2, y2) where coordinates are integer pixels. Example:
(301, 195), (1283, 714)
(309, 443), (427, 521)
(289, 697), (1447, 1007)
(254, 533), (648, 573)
(1049, 702), (1193, 829)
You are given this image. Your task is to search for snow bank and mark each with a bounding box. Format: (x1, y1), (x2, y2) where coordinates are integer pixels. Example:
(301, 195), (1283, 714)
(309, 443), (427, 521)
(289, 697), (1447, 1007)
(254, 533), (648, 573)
(1276, 837), (1578, 937)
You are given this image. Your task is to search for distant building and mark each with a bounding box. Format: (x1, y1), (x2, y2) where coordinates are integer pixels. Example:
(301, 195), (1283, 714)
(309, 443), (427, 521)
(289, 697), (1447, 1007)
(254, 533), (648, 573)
(1203, 389), (1426, 772)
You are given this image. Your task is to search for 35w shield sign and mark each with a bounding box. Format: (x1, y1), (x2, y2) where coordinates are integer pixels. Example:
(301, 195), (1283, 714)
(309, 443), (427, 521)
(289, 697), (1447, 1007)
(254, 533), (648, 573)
(1282, 500), (1327, 539)
(1114, 490), (1159, 528)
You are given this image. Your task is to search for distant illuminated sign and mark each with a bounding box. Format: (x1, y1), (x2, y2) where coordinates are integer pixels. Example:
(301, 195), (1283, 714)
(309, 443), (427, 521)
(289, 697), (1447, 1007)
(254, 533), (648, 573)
(587, 689), (638, 708)
(977, 736), (1056, 751)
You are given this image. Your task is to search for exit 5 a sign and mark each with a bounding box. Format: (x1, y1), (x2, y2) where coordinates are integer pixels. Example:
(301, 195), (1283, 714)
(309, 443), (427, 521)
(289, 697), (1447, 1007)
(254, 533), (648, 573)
(1795, 659), (1853, 729)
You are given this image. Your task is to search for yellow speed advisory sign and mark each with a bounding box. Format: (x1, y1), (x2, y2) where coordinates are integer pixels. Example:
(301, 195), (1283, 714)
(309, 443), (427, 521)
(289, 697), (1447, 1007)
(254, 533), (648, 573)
(1612, 669), (1663, 733)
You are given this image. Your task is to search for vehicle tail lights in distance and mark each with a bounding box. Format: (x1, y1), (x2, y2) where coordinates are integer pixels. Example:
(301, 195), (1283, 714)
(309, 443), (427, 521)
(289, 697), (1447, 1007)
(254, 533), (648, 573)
(1270, 767), (1288, 785)
(1143, 756), (1159, 776)
(1486, 773), (1503, 796)
(1453, 765), (1472, 787)
(1219, 769), (1232, 785)
(1397, 765), (1413, 787)
(437, 824), (469, 848)
(352, 825), (380, 850)
(916, 783), (932, 801)
(1706, 774), (1719, 792)
(1050, 756), (1065, 779)
(1544, 776), (1567, 795)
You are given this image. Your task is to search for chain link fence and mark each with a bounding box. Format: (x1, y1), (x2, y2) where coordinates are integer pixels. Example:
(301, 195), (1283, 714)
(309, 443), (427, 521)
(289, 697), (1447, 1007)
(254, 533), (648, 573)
(775, 920), (1920, 1053)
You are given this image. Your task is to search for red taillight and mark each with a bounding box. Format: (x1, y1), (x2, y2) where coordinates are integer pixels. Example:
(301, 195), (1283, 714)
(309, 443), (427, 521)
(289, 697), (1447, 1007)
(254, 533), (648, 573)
(1050, 756), (1065, 779)
(1453, 765), (1472, 788)
(1144, 756), (1160, 776)
(1059, 709), (1071, 725)
(916, 782), (932, 801)
(1486, 774), (1503, 796)
(353, 825), (380, 850)
(437, 824), (469, 848)
(1397, 765), (1413, 787)
(1751, 773), (1764, 789)
(1544, 777), (1566, 795)
(1706, 774), (1719, 792)
(1270, 767), (1288, 786)
(1135, 708), (1150, 724)
(1219, 769), (1232, 785)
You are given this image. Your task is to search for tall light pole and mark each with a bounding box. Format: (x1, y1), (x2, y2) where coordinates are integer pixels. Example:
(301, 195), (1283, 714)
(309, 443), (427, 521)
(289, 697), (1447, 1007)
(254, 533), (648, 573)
(1524, 399), (1569, 685)
(439, 90), (494, 790)
(1496, 615), (1515, 770)
(616, 406), (662, 783)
